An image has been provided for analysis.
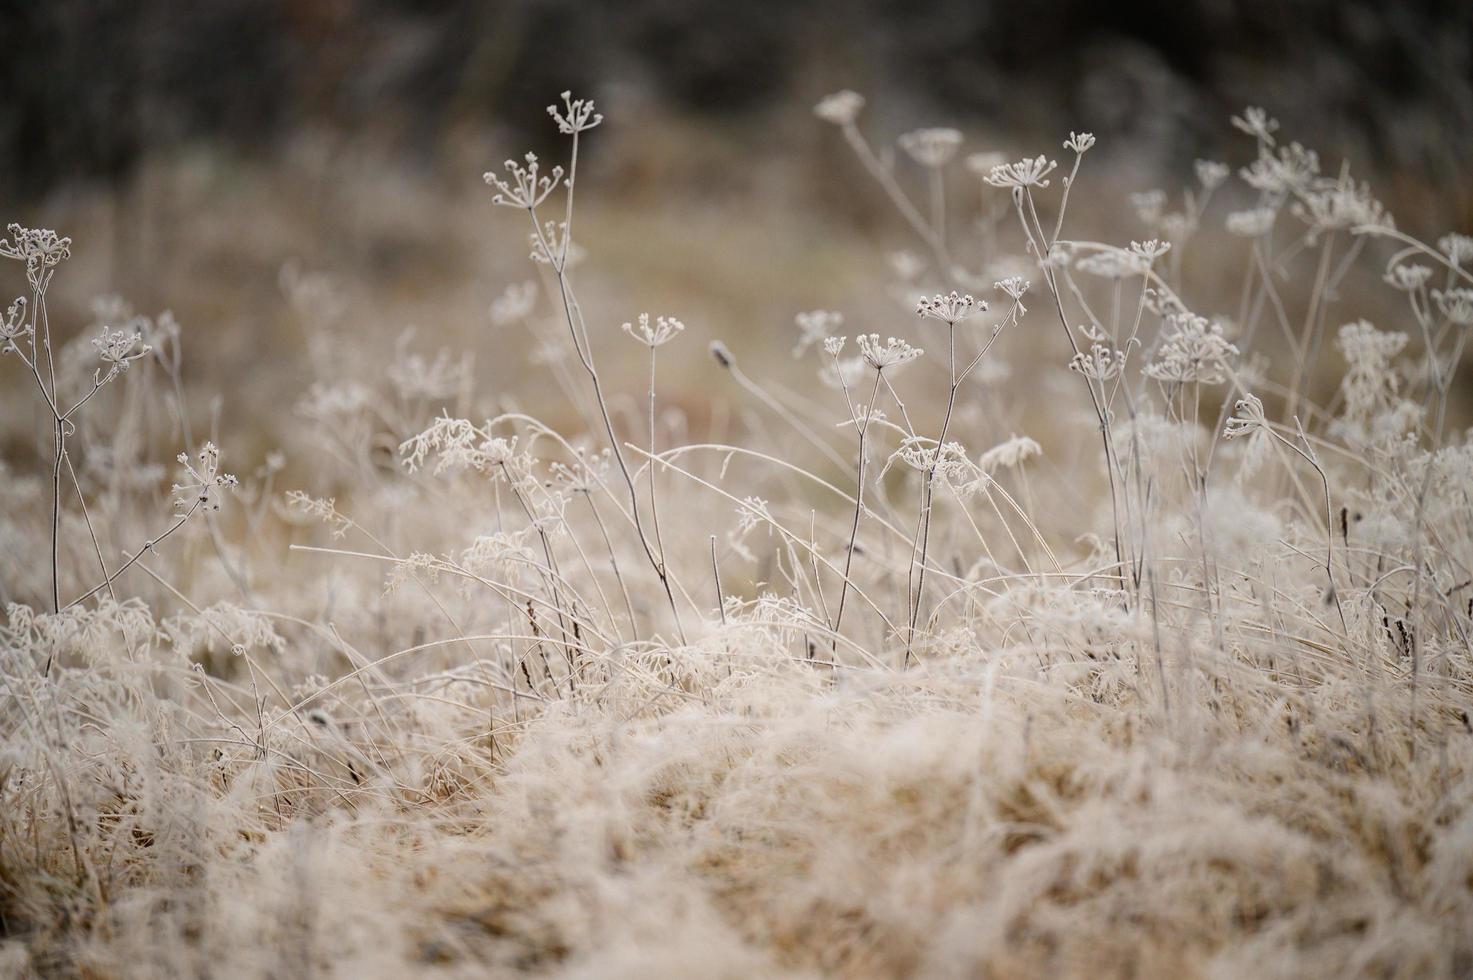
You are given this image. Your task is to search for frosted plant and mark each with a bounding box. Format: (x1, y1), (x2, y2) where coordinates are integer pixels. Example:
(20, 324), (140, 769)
(0, 223), (72, 289)
(1070, 342), (1124, 381)
(1130, 189), (1167, 226)
(0, 295), (28, 348)
(484, 153), (563, 209)
(1145, 312), (1238, 385)
(1384, 263), (1432, 292)
(1230, 105), (1280, 146)
(916, 290), (984, 325)
(984, 155), (1057, 189)
(489, 281), (537, 326)
(899, 127), (963, 168)
(622, 313), (686, 347)
(1194, 159), (1230, 190)
(90, 325), (151, 374)
(793, 309), (843, 357)
(993, 276), (1029, 310)
(813, 89), (865, 126)
(172, 442), (239, 514)
(547, 90), (603, 134)
(1062, 131), (1096, 155)
(1432, 288), (1473, 326)
(856, 333), (923, 371)
(1439, 232), (1473, 268)
(1240, 142), (1320, 195)
(978, 433), (1042, 473)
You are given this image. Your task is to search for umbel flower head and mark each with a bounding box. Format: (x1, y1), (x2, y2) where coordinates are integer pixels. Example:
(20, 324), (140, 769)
(985, 155), (1058, 189)
(993, 277), (1030, 311)
(484, 153), (563, 209)
(622, 313), (686, 347)
(1224, 393), (1268, 439)
(92, 325), (151, 373)
(1231, 106), (1280, 146)
(899, 128), (963, 169)
(793, 310), (843, 357)
(547, 91), (602, 135)
(1062, 132), (1096, 154)
(916, 291), (984, 325)
(814, 90), (865, 126)
(857, 334), (923, 371)
(1433, 288), (1473, 326)
(0, 224), (72, 289)
(172, 442), (238, 513)
(0, 295), (28, 349)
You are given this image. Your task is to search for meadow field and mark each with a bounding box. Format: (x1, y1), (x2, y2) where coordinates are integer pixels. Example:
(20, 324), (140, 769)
(2, 86), (1472, 978)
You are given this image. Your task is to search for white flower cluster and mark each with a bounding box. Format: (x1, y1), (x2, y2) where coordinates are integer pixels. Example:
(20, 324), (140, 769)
(984, 155), (1057, 189)
(91, 325), (151, 374)
(813, 90), (865, 126)
(1145, 313), (1239, 385)
(899, 128), (963, 169)
(622, 313), (686, 347)
(547, 90), (603, 135)
(793, 310), (844, 357)
(916, 291), (984, 325)
(856, 334), (923, 371)
(171, 442), (238, 514)
(485, 153), (563, 209)
(0, 223), (71, 289)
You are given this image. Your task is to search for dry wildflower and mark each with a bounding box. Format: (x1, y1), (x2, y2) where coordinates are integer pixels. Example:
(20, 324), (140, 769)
(822, 335), (847, 357)
(622, 313), (686, 347)
(1231, 106), (1280, 145)
(1075, 250), (1143, 279)
(91, 325), (151, 374)
(285, 490), (353, 538)
(1295, 171), (1391, 238)
(1195, 159), (1230, 189)
(171, 442), (238, 513)
(0, 224), (72, 288)
(978, 434), (1042, 472)
(1130, 239), (1172, 264)
(547, 90), (602, 135)
(915, 291), (984, 325)
(1070, 342), (1125, 381)
(529, 220), (584, 267)
(856, 333), (923, 371)
(1384, 263), (1432, 292)
(484, 153), (563, 209)
(993, 276), (1029, 312)
(984, 155), (1057, 189)
(813, 89), (865, 126)
(793, 310), (843, 357)
(1130, 190), (1167, 226)
(1062, 131), (1096, 154)
(1224, 393), (1268, 439)
(1226, 207), (1277, 237)
(892, 437), (975, 485)
(1145, 312), (1238, 384)
(1240, 142), (1320, 195)
(0, 295), (29, 349)
(1432, 288), (1473, 326)
(899, 127), (963, 168)
(1439, 232), (1473, 267)
(490, 281), (537, 325)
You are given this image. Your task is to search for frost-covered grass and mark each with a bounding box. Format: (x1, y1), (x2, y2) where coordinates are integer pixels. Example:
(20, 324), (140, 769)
(2, 91), (1472, 978)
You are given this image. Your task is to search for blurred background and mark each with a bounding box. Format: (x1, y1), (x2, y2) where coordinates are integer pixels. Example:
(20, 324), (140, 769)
(2, 0), (1472, 464)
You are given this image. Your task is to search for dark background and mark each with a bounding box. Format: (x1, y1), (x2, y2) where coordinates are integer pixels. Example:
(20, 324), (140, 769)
(5, 0), (1472, 206)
